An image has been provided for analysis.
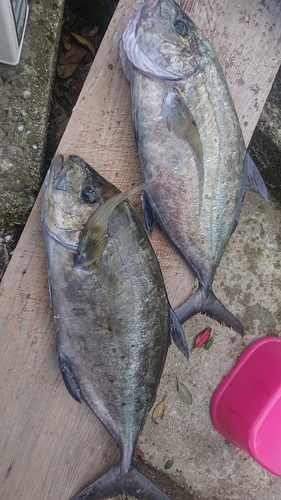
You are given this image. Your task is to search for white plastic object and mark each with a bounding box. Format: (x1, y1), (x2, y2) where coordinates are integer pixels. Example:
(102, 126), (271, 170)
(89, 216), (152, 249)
(0, 0), (29, 66)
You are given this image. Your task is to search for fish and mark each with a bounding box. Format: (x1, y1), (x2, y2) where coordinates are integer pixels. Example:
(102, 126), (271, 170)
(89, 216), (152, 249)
(119, 0), (269, 336)
(42, 154), (188, 500)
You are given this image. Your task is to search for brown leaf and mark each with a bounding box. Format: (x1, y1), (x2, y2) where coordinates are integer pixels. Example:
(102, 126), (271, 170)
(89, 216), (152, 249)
(152, 396), (166, 424)
(57, 63), (79, 79)
(135, 447), (145, 461)
(59, 44), (88, 65)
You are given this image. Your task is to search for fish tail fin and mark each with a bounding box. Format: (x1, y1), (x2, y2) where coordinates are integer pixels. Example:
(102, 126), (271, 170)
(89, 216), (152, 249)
(71, 464), (172, 500)
(175, 286), (244, 336)
(201, 290), (244, 336)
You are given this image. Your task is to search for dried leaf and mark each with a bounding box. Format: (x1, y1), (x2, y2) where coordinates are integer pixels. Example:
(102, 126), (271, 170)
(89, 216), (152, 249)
(164, 458), (174, 469)
(71, 32), (95, 56)
(176, 377), (193, 405)
(88, 25), (99, 37)
(62, 38), (72, 51)
(135, 447), (145, 461)
(57, 63), (79, 79)
(204, 336), (214, 350)
(152, 396), (166, 424)
(59, 44), (88, 65)
(192, 327), (212, 349)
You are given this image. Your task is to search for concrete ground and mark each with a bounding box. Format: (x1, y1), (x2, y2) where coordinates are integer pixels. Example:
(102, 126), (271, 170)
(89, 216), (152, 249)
(1, 1), (281, 500)
(0, 0), (65, 278)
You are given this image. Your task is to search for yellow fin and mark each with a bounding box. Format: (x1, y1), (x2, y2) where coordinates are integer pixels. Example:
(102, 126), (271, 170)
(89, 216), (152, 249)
(75, 183), (150, 268)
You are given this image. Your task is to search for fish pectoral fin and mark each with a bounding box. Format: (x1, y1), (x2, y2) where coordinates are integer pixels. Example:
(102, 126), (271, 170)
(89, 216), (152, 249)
(74, 228), (106, 269)
(245, 152), (269, 202)
(57, 351), (81, 403)
(169, 308), (189, 360)
(70, 464), (172, 500)
(162, 87), (203, 159)
(162, 87), (204, 204)
(142, 190), (157, 236)
(76, 183), (151, 267)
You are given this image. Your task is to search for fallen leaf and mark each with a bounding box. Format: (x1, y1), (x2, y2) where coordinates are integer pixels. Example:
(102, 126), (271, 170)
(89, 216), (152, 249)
(135, 447), (145, 461)
(62, 38), (72, 51)
(57, 63), (79, 79)
(59, 43), (88, 65)
(88, 25), (99, 37)
(164, 458), (174, 469)
(176, 377), (193, 405)
(152, 396), (166, 424)
(204, 336), (214, 350)
(71, 32), (95, 56)
(192, 327), (212, 349)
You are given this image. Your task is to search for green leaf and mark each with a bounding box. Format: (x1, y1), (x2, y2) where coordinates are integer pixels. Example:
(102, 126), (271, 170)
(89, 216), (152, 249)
(204, 336), (214, 350)
(176, 377), (193, 405)
(164, 458), (174, 469)
(71, 32), (95, 56)
(63, 39), (72, 51)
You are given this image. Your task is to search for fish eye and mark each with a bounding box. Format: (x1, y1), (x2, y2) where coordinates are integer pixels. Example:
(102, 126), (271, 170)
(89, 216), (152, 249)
(81, 186), (98, 203)
(174, 19), (188, 36)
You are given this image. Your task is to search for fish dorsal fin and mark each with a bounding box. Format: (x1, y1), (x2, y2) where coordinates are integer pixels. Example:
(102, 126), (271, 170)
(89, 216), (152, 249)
(74, 183), (150, 268)
(245, 152), (269, 202)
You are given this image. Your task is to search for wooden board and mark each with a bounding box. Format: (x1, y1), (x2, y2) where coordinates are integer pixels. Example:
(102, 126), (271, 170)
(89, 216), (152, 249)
(0, 1), (280, 498)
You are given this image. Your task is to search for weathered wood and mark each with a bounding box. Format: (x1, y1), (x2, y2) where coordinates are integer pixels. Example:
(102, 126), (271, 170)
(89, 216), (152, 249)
(0, 1), (280, 499)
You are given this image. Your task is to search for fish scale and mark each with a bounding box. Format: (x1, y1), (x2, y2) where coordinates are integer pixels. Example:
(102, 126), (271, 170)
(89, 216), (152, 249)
(42, 154), (188, 500)
(120, 0), (269, 336)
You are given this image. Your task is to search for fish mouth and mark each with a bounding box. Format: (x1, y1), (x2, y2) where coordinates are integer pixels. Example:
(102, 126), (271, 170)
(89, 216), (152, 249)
(52, 154), (72, 191)
(123, 1), (185, 81)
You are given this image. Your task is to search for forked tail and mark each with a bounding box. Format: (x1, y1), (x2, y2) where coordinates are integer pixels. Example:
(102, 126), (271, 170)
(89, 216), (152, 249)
(175, 285), (244, 336)
(71, 464), (171, 500)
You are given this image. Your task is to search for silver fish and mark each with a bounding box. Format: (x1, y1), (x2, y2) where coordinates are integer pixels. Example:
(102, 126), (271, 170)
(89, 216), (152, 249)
(42, 154), (188, 500)
(119, 0), (269, 336)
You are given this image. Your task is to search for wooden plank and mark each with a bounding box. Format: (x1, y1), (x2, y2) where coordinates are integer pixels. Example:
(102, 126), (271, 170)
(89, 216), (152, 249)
(0, 1), (280, 499)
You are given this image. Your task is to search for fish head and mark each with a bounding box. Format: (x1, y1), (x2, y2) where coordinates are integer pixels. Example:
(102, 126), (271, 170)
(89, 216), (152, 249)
(42, 155), (117, 249)
(122, 0), (209, 80)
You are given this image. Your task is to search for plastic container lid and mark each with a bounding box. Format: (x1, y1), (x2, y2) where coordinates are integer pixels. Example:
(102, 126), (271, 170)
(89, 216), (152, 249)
(210, 337), (281, 476)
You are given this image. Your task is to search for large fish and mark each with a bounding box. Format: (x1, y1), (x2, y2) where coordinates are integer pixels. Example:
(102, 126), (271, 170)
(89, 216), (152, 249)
(42, 154), (188, 500)
(119, 0), (269, 336)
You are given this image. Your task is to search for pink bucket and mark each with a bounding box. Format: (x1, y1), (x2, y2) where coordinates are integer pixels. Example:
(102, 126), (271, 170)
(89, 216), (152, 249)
(210, 337), (281, 475)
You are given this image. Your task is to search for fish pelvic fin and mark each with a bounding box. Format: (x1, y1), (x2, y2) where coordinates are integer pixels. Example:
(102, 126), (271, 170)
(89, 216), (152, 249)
(70, 464), (172, 500)
(170, 307), (189, 360)
(142, 189), (157, 236)
(175, 286), (244, 336)
(57, 351), (82, 403)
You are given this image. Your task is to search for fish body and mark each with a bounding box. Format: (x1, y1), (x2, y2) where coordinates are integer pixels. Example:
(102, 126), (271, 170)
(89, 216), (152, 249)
(120, 0), (269, 335)
(42, 154), (187, 500)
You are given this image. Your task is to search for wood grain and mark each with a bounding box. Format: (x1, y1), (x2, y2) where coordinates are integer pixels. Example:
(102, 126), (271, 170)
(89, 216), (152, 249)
(0, 1), (280, 499)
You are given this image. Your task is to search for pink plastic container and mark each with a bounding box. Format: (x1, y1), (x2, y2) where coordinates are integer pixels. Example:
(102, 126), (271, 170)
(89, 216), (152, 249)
(210, 336), (281, 475)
